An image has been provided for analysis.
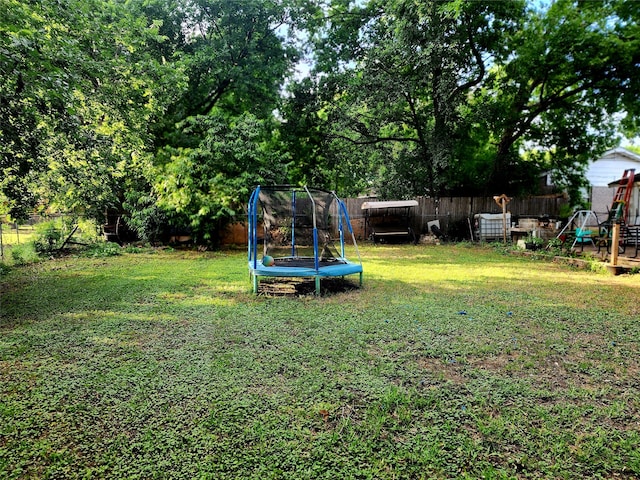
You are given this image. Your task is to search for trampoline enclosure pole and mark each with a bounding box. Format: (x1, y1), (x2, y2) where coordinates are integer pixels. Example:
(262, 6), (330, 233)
(291, 189), (296, 257)
(251, 186), (260, 269)
(336, 196), (346, 258)
(304, 186), (320, 271)
(339, 200), (362, 264)
(248, 188), (255, 263)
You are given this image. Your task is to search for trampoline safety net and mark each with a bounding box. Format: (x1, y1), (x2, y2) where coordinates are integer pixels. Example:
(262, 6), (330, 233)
(259, 187), (341, 265)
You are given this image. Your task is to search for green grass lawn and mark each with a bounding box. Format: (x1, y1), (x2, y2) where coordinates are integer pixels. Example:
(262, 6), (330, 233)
(1, 244), (639, 479)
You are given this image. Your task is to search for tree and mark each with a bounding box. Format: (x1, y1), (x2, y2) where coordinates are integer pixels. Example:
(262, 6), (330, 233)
(483, 0), (640, 196)
(122, 0), (305, 241)
(290, 0), (525, 197)
(290, 0), (640, 200)
(151, 112), (287, 242)
(0, 0), (182, 221)
(143, 0), (300, 148)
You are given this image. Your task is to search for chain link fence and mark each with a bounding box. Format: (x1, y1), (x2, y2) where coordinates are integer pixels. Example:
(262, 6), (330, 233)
(0, 214), (92, 261)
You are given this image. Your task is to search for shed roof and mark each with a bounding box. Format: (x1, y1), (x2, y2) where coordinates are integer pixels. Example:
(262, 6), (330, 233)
(607, 172), (640, 187)
(361, 200), (419, 210)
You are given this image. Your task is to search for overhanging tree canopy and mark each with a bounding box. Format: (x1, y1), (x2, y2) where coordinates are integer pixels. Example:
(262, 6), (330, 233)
(1, 0), (639, 235)
(284, 0), (640, 199)
(0, 0), (182, 221)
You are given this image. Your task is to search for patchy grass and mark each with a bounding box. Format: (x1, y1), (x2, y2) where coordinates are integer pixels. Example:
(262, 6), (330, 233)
(1, 244), (639, 479)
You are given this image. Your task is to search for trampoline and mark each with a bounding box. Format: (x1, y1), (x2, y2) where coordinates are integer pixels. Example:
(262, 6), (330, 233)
(248, 185), (363, 295)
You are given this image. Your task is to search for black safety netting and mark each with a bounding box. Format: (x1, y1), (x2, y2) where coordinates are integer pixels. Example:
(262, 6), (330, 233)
(257, 187), (345, 266)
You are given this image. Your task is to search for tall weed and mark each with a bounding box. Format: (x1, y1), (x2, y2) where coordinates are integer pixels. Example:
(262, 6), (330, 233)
(9, 243), (40, 265)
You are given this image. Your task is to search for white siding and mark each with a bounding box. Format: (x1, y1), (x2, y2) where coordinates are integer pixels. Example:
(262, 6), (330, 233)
(584, 148), (640, 223)
(585, 148), (640, 187)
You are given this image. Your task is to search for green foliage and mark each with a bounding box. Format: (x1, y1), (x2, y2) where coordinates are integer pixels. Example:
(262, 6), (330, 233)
(545, 237), (567, 256)
(583, 254), (610, 275)
(121, 244), (150, 254)
(296, 0), (528, 197)
(624, 145), (640, 156)
(72, 218), (101, 245)
(2, 0), (640, 240)
(30, 218), (99, 254)
(32, 222), (63, 255)
(0, 261), (11, 276)
(159, 0), (294, 123)
(524, 235), (545, 246)
(485, 0), (640, 190)
(8, 243), (40, 266)
(1, 0), (185, 221)
(123, 192), (169, 244)
(288, 0), (640, 198)
(80, 241), (122, 258)
(122, 0), (300, 240)
(154, 112), (288, 242)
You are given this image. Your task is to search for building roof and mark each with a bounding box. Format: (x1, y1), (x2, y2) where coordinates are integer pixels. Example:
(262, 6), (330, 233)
(603, 147), (640, 162)
(586, 147), (640, 187)
(607, 171), (640, 188)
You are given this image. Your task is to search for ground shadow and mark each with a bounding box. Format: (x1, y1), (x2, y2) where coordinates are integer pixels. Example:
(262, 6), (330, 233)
(257, 277), (361, 297)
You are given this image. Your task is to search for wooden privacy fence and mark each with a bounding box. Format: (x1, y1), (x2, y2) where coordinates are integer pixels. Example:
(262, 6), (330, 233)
(339, 195), (567, 241)
(222, 195), (568, 245)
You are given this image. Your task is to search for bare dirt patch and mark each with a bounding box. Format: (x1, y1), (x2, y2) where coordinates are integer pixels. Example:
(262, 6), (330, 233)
(258, 277), (361, 296)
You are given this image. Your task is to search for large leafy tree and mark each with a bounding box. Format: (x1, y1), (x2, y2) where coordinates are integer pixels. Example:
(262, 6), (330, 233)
(150, 112), (286, 243)
(279, 76), (379, 195)
(0, 0), (182, 221)
(287, 0), (640, 199)
(286, 0), (525, 197)
(482, 0), (640, 196)
(146, 0), (299, 144)
(122, 0), (305, 241)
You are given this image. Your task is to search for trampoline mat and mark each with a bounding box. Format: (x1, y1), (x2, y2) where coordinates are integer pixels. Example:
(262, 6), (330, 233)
(274, 257), (346, 268)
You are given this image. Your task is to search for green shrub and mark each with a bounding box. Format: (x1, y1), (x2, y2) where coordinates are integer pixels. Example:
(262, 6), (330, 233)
(10, 243), (40, 265)
(81, 241), (122, 257)
(0, 261), (11, 275)
(73, 218), (101, 245)
(586, 256), (608, 274)
(33, 221), (63, 254)
(32, 218), (100, 255)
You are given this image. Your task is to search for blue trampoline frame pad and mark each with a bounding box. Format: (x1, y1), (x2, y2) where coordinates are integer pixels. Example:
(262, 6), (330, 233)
(249, 259), (363, 294)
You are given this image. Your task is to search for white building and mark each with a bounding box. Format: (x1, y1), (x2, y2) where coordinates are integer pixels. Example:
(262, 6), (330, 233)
(585, 147), (640, 223)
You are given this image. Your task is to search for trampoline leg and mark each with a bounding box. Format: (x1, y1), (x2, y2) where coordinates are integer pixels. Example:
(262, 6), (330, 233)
(252, 274), (259, 294)
(315, 276), (320, 296)
(359, 272), (363, 287)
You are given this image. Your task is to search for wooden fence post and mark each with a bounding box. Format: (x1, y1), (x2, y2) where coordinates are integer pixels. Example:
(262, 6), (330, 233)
(611, 222), (620, 266)
(493, 194), (511, 244)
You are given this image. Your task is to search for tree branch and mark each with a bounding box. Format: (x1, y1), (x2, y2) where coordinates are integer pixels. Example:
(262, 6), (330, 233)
(510, 77), (605, 142)
(450, 20), (486, 99)
(194, 78), (232, 115)
(328, 133), (419, 145)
